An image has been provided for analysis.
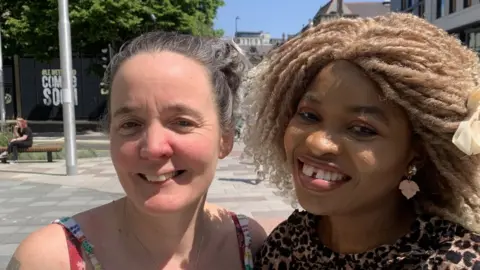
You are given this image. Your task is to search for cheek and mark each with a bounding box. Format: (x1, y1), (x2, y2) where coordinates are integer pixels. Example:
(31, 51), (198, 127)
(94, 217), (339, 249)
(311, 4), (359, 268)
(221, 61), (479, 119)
(176, 134), (219, 162)
(351, 143), (409, 180)
(283, 125), (297, 159)
(284, 121), (306, 153)
(110, 136), (139, 168)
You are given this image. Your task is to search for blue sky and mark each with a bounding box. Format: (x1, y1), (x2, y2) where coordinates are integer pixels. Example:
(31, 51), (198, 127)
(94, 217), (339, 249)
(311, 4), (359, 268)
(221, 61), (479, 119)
(214, 0), (382, 38)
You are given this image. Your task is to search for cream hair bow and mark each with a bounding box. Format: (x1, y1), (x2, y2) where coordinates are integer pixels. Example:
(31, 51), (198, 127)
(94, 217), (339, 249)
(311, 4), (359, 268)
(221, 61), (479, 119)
(452, 90), (480, 155)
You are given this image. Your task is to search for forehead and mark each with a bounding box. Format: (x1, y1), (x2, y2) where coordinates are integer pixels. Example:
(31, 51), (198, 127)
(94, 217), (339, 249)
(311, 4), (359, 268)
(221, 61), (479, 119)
(110, 51), (213, 110)
(306, 60), (384, 105)
(303, 60), (409, 122)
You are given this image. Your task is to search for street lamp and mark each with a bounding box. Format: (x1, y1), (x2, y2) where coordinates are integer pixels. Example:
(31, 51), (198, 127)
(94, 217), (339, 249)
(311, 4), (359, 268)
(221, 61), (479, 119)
(146, 14), (157, 33)
(0, 11), (9, 131)
(235, 16), (240, 36)
(0, 23), (5, 131)
(58, 0), (78, 175)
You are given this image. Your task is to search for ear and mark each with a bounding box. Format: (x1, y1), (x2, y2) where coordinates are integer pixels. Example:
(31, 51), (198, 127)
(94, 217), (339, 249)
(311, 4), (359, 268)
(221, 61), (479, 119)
(409, 135), (427, 168)
(219, 131), (234, 159)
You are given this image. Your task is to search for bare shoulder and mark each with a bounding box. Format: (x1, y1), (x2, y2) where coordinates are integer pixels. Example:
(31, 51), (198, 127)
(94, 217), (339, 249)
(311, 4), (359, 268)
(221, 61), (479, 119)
(8, 223), (70, 270)
(244, 216), (268, 254)
(204, 203), (268, 254)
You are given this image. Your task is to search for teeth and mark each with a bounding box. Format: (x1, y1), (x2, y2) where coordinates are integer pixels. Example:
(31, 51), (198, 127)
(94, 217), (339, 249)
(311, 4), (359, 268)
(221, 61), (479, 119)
(145, 171), (179, 182)
(302, 164), (345, 181)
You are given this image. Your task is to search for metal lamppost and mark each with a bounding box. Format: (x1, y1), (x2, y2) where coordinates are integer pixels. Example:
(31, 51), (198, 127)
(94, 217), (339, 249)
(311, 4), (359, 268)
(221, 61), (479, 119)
(58, 0), (77, 175)
(0, 24), (5, 132)
(145, 14), (157, 33)
(235, 16), (240, 36)
(150, 14), (157, 26)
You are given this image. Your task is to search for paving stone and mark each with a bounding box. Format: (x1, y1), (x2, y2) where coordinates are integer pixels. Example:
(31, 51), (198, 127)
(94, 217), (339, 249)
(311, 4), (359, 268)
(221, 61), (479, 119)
(0, 244), (17, 256)
(0, 226), (19, 234)
(0, 256), (9, 269)
(29, 201), (58, 207)
(9, 197), (35, 203)
(2, 233), (29, 244)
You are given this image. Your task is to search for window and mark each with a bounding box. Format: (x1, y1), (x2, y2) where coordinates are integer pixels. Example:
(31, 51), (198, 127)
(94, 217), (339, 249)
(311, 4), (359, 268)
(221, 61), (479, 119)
(467, 30), (480, 53)
(418, 1), (425, 17)
(449, 0), (456, 13)
(468, 32), (475, 48)
(401, 0), (414, 10)
(464, 0), (472, 8)
(436, 0), (445, 18)
(476, 32), (480, 52)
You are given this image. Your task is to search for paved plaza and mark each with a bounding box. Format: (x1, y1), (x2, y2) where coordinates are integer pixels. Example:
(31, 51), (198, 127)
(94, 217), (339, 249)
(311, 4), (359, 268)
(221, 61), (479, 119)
(0, 143), (294, 268)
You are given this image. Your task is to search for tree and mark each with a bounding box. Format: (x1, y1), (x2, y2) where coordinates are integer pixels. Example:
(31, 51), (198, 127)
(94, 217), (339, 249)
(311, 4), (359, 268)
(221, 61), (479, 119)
(0, 0), (225, 60)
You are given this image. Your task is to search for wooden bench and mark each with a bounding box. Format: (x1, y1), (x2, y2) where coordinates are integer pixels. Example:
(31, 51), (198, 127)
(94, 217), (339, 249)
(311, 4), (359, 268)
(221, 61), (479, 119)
(0, 145), (63, 163)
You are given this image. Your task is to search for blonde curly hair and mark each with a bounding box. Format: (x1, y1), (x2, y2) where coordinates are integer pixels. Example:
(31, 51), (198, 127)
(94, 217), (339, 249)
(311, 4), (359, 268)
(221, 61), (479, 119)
(242, 13), (480, 232)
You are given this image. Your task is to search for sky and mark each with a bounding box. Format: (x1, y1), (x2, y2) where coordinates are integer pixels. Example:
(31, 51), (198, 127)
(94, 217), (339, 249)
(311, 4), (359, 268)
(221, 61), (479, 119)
(214, 0), (382, 38)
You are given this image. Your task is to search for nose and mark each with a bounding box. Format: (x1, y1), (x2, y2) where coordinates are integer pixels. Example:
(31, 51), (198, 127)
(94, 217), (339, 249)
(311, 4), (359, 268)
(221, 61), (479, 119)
(139, 122), (174, 160)
(305, 130), (340, 156)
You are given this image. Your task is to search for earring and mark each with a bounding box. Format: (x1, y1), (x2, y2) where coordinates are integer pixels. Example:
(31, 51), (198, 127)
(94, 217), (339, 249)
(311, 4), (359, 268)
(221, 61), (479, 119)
(398, 165), (419, 199)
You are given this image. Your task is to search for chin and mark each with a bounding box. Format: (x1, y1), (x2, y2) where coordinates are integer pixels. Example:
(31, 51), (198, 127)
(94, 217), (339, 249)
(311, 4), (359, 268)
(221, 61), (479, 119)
(119, 172), (209, 215)
(293, 182), (330, 216)
(136, 194), (198, 215)
(296, 197), (329, 215)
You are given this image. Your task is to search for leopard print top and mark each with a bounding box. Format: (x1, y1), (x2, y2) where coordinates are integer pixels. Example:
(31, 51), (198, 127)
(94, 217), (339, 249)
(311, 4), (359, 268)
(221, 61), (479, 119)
(254, 210), (480, 269)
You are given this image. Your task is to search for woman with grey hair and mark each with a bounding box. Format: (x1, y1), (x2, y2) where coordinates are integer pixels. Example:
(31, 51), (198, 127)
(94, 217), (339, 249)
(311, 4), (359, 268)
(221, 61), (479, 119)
(8, 32), (265, 270)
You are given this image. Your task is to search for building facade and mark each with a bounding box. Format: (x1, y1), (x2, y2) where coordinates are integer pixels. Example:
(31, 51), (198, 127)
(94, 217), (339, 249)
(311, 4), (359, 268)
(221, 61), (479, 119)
(391, 0), (480, 53)
(300, 0), (391, 33)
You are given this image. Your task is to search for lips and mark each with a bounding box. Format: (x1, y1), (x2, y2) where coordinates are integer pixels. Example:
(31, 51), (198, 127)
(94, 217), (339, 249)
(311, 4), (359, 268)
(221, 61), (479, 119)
(302, 164), (348, 182)
(296, 158), (351, 192)
(138, 170), (186, 183)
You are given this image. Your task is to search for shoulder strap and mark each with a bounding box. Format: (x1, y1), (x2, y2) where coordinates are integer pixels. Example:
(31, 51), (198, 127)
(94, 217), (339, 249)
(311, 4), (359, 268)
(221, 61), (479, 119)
(230, 213), (254, 270)
(61, 225), (84, 270)
(53, 217), (103, 270)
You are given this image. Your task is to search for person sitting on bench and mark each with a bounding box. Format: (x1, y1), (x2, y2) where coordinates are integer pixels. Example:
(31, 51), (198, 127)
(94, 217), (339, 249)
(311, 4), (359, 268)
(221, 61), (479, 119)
(0, 118), (33, 163)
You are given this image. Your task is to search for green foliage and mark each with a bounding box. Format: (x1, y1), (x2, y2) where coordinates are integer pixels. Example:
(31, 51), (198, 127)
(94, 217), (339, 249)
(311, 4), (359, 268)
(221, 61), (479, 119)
(0, 0), (225, 60)
(0, 126), (14, 147)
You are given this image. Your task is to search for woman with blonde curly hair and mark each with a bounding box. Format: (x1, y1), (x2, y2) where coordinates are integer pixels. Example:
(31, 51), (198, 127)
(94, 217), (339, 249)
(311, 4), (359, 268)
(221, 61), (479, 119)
(244, 13), (480, 269)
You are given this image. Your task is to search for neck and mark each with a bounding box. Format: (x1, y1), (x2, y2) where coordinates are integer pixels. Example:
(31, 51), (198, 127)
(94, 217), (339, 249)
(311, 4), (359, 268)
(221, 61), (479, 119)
(117, 196), (208, 265)
(317, 193), (416, 254)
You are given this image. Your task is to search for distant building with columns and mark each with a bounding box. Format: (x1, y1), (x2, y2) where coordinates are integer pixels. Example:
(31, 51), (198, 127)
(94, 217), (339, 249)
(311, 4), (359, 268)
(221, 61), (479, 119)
(231, 31), (290, 65)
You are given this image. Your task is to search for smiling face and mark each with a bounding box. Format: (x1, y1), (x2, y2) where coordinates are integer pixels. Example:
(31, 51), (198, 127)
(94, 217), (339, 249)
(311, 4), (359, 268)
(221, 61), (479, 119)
(109, 51), (231, 215)
(284, 60), (416, 215)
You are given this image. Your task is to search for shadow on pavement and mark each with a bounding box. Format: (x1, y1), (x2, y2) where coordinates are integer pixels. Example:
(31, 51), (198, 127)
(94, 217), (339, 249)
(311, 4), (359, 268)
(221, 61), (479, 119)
(218, 177), (261, 185)
(0, 169), (65, 176)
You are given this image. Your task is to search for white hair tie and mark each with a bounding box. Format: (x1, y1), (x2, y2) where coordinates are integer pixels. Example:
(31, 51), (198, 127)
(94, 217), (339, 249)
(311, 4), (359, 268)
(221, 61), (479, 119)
(452, 90), (480, 155)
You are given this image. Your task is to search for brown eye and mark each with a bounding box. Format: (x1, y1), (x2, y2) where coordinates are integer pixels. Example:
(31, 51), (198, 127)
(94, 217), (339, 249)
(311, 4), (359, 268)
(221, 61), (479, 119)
(297, 111), (319, 122)
(120, 122), (140, 129)
(176, 120), (193, 127)
(349, 125), (378, 137)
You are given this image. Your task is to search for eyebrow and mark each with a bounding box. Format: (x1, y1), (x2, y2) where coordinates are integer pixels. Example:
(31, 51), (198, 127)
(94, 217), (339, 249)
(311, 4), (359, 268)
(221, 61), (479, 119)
(112, 103), (203, 119)
(301, 93), (389, 125)
(112, 105), (140, 118)
(301, 93), (322, 105)
(347, 105), (389, 125)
